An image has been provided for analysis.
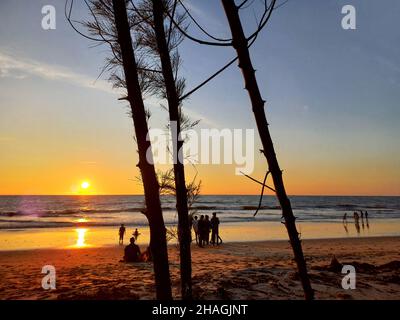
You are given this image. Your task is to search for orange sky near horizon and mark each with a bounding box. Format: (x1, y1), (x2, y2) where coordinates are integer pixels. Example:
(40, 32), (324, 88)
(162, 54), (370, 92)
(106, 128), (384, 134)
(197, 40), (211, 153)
(0, 151), (398, 196)
(0, 113), (398, 196)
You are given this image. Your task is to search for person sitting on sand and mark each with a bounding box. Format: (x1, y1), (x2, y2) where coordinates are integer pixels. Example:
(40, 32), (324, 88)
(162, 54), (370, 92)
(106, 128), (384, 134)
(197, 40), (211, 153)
(210, 212), (220, 246)
(133, 228), (141, 241)
(139, 246), (152, 262)
(192, 216), (199, 244)
(123, 237), (141, 262)
(119, 224), (126, 245)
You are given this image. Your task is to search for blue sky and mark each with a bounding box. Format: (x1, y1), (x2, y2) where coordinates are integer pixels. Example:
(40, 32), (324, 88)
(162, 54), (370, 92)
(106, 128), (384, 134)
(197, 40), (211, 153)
(0, 0), (399, 195)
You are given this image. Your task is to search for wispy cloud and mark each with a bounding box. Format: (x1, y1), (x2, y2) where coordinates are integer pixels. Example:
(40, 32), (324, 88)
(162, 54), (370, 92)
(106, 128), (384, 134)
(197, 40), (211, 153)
(184, 0), (229, 37)
(0, 51), (221, 128)
(80, 161), (98, 165)
(0, 51), (117, 95)
(374, 54), (400, 87)
(144, 96), (222, 129)
(184, 108), (221, 128)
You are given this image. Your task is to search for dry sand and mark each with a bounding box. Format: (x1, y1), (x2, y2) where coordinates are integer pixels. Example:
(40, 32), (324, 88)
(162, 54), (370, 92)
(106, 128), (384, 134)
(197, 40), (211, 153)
(0, 236), (399, 300)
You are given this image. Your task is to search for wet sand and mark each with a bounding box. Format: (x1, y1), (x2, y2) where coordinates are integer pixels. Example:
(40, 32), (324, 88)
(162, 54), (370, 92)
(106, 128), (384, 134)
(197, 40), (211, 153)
(1, 219), (399, 250)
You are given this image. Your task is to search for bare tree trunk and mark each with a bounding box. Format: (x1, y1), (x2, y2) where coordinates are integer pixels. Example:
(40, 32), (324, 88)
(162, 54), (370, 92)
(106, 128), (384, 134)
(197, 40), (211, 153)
(221, 0), (314, 300)
(152, 0), (192, 300)
(112, 0), (172, 300)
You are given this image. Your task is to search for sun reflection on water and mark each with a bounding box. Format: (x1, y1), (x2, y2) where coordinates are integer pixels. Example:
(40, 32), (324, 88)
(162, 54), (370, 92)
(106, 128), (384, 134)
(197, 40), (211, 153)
(75, 228), (89, 248)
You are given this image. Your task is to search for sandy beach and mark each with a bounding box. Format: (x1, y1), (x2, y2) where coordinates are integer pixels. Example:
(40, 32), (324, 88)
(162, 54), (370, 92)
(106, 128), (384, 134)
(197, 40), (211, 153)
(0, 236), (399, 300)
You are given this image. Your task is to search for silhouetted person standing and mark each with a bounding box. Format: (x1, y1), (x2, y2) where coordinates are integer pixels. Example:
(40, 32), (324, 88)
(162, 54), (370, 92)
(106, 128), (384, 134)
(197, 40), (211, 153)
(192, 216), (199, 244)
(188, 214), (193, 242)
(211, 212), (220, 245)
(123, 237), (141, 262)
(204, 215), (211, 245)
(198, 215), (205, 247)
(360, 210), (365, 229)
(119, 224), (126, 245)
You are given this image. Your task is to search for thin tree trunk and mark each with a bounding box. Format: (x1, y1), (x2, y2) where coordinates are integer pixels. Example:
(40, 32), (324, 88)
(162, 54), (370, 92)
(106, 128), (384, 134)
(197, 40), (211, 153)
(112, 0), (172, 300)
(152, 0), (192, 300)
(221, 0), (314, 300)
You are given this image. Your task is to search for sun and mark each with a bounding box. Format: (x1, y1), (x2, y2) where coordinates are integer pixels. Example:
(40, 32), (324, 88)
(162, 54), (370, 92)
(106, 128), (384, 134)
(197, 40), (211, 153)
(81, 181), (90, 189)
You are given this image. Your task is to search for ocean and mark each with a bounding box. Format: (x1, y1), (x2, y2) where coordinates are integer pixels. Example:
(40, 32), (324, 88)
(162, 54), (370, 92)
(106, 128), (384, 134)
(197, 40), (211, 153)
(0, 195), (399, 230)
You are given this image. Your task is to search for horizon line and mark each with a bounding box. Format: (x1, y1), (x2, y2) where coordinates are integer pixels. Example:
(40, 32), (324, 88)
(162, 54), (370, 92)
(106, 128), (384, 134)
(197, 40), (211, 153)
(0, 194), (399, 197)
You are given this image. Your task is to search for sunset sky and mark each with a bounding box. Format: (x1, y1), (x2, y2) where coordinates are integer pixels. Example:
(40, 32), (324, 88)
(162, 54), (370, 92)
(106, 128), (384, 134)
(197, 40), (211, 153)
(0, 0), (399, 196)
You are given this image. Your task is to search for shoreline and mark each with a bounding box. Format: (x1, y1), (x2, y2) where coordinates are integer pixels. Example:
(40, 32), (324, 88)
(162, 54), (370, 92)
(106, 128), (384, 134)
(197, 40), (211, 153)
(1, 219), (399, 251)
(0, 234), (399, 253)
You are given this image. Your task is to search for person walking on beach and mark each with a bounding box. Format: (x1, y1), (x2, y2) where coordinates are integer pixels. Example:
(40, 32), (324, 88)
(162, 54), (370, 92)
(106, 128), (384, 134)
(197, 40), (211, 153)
(365, 211), (369, 228)
(360, 210), (365, 229)
(204, 215), (211, 245)
(342, 213), (348, 233)
(353, 212), (360, 234)
(123, 237), (141, 262)
(119, 224), (126, 245)
(133, 228), (141, 241)
(192, 215), (199, 244)
(210, 212), (220, 245)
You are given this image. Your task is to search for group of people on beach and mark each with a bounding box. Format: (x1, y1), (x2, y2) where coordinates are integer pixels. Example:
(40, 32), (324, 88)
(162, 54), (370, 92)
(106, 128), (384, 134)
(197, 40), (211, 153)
(119, 212), (222, 262)
(118, 225), (151, 263)
(342, 210), (369, 233)
(118, 224), (140, 245)
(190, 212), (222, 247)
